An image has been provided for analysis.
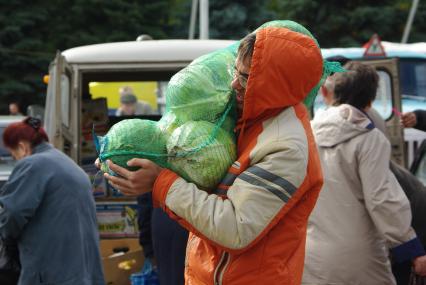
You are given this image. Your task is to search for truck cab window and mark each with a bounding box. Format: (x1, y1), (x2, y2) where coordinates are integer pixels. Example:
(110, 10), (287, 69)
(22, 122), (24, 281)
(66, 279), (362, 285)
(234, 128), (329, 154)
(312, 70), (393, 120)
(88, 81), (168, 117)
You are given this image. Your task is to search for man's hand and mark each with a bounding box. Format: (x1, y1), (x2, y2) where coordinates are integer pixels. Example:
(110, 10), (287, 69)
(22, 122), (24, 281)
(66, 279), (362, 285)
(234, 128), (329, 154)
(413, 255), (426, 276)
(401, 112), (417, 128)
(104, 159), (163, 196)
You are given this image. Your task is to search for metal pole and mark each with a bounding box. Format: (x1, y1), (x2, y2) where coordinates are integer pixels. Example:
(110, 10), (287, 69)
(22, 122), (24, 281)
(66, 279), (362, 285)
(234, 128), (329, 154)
(401, 0), (419, 43)
(199, 0), (209, 39)
(189, 0), (198, 39)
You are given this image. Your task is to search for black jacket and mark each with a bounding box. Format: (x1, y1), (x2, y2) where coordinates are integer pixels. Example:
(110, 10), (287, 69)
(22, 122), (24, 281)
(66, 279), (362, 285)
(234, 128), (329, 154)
(0, 238), (19, 272)
(137, 193), (188, 285)
(390, 161), (426, 247)
(414, 110), (426, 132)
(137, 193), (154, 259)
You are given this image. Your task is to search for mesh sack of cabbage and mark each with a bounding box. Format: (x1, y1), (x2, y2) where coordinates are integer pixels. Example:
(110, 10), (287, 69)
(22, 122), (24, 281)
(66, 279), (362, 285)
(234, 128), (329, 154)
(154, 42), (238, 161)
(94, 44), (239, 190)
(162, 43), (238, 128)
(95, 117), (236, 191)
(167, 120), (236, 190)
(95, 119), (169, 174)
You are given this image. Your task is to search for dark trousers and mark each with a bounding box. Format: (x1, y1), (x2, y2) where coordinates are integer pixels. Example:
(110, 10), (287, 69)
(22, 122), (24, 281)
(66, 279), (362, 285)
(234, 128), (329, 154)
(393, 261), (411, 285)
(0, 270), (19, 285)
(152, 208), (188, 285)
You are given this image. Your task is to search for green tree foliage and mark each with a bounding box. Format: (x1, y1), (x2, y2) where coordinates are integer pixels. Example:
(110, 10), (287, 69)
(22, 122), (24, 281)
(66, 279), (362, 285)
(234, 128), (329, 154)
(166, 0), (275, 39)
(208, 0), (275, 39)
(0, 0), (425, 114)
(268, 0), (426, 47)
(0, 0), (178, 113)
(0, 0), (52, 113)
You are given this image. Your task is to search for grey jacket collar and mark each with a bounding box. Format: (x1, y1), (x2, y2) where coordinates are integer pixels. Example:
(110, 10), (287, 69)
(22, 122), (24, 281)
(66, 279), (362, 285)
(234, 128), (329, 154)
(32, 142), (52, 154)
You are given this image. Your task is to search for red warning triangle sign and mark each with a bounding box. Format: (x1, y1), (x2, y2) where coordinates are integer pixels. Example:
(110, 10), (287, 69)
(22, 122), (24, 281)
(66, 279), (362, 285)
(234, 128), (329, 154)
(363, 34), (386, 57)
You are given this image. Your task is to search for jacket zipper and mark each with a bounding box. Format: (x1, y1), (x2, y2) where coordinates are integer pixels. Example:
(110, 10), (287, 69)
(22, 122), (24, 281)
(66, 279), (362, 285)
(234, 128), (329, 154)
(214, 252), (230, 285)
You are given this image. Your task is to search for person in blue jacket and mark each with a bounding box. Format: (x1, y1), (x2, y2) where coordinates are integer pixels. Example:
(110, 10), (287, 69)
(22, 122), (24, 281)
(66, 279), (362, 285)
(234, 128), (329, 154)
(0, 117), (105, 285)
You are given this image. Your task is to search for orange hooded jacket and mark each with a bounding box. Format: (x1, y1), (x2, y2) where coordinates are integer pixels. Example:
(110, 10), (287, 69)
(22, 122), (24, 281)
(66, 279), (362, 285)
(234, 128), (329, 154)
(152, 26), (324, 285)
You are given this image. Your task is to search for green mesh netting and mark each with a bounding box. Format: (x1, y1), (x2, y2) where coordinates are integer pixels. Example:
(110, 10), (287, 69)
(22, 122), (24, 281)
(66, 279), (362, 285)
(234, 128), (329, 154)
(97, 102), (235, 189)
(259, 20), (318, 45)
(164, 44), (237, 124)
(98, 119), (168, 173)
(157, 111), (180, 137)
(217, 113), (237, 136)
(167, 121), (237, 190)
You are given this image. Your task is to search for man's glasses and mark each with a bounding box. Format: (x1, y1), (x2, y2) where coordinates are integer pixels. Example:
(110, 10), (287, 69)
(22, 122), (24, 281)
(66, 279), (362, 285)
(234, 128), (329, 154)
(233, 67), (249, 89)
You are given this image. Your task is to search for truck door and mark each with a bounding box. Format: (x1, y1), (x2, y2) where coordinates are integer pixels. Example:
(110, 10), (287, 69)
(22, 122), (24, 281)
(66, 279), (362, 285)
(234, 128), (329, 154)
(360, 58), (406, 167)
(44, 52), (78, 161)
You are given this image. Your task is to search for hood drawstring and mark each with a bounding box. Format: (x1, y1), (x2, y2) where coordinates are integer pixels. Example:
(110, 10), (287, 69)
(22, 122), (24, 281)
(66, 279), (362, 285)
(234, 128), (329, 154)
(236, 119), (247, 156)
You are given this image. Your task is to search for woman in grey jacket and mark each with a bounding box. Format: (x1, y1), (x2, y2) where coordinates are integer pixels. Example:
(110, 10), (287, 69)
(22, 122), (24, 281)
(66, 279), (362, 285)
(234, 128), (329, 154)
(0, 117), (105, 285)
(303, 62), (426, 285)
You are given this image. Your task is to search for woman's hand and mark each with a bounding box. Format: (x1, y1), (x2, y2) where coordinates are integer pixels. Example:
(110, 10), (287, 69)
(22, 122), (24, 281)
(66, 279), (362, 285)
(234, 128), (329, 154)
(103, 159), (163, 196)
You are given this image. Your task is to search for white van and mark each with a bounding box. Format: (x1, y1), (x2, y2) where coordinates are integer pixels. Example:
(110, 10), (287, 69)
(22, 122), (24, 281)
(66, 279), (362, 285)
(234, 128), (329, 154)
(44, 39), (235, 165)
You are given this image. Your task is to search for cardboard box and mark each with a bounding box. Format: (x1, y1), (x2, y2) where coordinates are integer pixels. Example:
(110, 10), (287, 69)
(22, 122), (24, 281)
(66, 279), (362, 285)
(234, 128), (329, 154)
(96, 202), (139, 238)
(101, 238), (145, 285)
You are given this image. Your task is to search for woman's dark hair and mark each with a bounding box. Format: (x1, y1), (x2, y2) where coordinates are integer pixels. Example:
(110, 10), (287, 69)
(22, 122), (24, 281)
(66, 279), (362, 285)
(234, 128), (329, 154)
(3, 117), (49, 149)
(333, 61), (379, 110)
(238, 32), (256, 63)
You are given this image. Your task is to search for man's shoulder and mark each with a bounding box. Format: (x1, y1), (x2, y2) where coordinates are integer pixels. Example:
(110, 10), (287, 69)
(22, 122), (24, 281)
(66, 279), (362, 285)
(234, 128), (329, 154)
(253, 109), (309, 161)
(265, 107), (309, 140)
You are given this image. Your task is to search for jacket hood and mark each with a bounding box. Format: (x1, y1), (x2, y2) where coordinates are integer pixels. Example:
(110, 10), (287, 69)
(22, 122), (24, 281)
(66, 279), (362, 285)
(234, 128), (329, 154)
(312, 104), (375, 147)
(241, 26), (323, 122)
